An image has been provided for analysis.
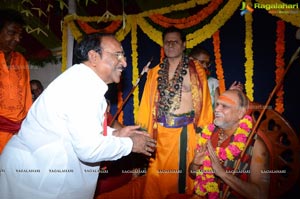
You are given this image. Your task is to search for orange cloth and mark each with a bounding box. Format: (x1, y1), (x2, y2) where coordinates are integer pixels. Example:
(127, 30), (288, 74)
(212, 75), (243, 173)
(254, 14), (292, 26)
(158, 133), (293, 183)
(0, 51), (32, 153)
(96, 60), (213, 199)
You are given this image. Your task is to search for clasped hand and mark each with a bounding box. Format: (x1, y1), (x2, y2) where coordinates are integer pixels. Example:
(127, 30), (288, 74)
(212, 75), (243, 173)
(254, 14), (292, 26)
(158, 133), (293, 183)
(113, 125), (156, 156)
(193, 141), (225, 177)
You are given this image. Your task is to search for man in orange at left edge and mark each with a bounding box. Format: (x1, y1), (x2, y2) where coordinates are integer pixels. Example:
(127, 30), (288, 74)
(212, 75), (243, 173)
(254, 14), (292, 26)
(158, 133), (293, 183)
(0, 9), (32, 153)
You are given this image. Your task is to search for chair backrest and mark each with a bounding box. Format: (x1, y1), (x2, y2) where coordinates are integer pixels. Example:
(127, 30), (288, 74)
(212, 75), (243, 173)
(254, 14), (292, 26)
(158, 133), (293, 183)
(249, 102), (300, 199)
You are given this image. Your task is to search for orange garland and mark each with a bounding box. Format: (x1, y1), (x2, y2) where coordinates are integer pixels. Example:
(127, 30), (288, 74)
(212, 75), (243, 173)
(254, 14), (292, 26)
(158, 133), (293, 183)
(76, 20), (122, 34)
(275, 20), (285, 114)
(148, 0), (223, 29)
(213, 30), (225, 93)
(160, 47), (164, 63)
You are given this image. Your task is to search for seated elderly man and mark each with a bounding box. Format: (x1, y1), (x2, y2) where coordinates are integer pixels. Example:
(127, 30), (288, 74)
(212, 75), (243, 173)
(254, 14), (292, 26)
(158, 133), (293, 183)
(187, 89), (270, 199)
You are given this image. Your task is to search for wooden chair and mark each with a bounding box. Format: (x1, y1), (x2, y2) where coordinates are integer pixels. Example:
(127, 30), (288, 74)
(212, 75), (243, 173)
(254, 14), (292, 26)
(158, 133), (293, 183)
(250, 102), (300, 198)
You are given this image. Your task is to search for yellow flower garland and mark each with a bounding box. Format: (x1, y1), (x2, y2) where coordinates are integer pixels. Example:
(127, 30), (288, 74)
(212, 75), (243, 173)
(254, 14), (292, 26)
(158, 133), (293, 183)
(131, 18), (139, 118)
(186, 0), (242, 48)
(194, 115), (253, 198)
(244, 0), (254, 101)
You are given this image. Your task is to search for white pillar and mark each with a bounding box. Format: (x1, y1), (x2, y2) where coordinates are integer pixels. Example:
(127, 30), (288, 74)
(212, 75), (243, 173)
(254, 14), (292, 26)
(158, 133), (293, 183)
(66, 0), (76, 69)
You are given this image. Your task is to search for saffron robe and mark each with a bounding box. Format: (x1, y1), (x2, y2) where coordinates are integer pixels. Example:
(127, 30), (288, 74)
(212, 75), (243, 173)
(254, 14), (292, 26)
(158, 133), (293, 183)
(96, 60), (213, 199)
(0, 51), (32, 153)
(138, 60), (213, 198)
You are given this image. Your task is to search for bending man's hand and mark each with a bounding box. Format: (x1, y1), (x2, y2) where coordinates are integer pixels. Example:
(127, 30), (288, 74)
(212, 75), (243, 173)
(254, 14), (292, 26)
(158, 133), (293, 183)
(130, 133), (156, 156)
(112, 125), (149, 137)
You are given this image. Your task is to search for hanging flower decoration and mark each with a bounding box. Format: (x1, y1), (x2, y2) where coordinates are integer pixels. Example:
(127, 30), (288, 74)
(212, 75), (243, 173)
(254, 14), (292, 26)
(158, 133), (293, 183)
(213, 31), (225, 93)
(148, 0), (223, 29)
(244, 0), (254, 101)
(131, 18), (139, 118)
(186, 0), (242, 48)
(137, 17), (163, 46)
(275, 20), (285, 114)
(194, 115), (253, 199)
(76, 20), (122, 34)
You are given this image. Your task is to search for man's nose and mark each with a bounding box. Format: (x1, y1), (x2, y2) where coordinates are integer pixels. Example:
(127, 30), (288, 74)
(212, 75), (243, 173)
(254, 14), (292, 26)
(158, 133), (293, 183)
(120, 57), (127, 68)
(14, 34), (22, 42)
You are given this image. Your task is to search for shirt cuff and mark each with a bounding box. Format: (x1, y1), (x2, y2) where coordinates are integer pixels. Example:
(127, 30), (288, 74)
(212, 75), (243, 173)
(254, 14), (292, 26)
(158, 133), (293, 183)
(120, 137), (133, 156)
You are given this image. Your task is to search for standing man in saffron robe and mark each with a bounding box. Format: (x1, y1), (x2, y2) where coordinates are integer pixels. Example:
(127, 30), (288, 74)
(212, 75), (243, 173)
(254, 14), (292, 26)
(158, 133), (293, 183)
(137, 26), (213, 198)
(0, 9), (32, 153)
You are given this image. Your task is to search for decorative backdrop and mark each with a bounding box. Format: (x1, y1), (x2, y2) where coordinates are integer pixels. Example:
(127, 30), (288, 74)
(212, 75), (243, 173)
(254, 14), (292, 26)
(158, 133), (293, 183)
(61, 0), (300, 134)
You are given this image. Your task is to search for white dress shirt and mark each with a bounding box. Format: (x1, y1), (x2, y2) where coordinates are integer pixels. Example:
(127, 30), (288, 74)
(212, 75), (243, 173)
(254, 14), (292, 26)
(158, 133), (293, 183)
(0, 63), (133, 199)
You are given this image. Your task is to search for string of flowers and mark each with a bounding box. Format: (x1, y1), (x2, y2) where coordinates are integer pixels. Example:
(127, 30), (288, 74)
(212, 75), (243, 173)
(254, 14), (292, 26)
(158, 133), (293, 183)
(148, 0), (223, 29)
(160, 47), (164, 63)
(76, 20), (122, 34)
(138, 0), (210, 17)
(244, 0), (254, 101)
(212, 30), (225, 93)
(116, 16), (132, 41)
(62, 0), (241, 70)
(275, 20), (285, 114)
(194, 115), (253, 199)
(61, 20), (68, 72)
(68, 20), (82, 41)
(186, 0), (242, 48)
(131, 18), (139, 118)
(137, 17), (163, 46)
(256, 0), (299, 27)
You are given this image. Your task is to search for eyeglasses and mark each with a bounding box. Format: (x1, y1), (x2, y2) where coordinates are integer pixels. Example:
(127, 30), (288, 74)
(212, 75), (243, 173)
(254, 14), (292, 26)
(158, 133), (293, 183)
(100, 48), (126, 61)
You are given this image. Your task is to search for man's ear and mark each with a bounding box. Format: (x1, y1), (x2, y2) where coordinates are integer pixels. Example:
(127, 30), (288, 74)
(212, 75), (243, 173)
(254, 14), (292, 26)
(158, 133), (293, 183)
(88, 50), (98, 66)
(238, 106), (247, 119)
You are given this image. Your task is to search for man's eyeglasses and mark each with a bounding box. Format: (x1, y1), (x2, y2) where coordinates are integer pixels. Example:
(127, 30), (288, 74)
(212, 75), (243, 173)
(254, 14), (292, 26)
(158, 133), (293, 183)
(98, 48), (126, 61)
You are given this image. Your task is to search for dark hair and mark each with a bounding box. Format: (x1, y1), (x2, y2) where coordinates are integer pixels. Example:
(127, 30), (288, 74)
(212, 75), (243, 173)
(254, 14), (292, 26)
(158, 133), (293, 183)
(162, 26), (186, 43)
(0, 9), (25, 31)
(30, 79), (44, 91)
(74, 32), (115, 63)
(189, 44), (211, 58)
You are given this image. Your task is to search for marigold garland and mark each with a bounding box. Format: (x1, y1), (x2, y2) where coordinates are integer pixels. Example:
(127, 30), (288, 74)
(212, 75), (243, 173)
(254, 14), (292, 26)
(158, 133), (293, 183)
(194, 115), (253, 199)
(60, 0), (292, 125)
(61, 20), (68, 72)
(212, 31), (225, 93)
(148, 0), (223, 29)
(138, 0), (210, 17)
(186, 0), (242, 48)
(275, 20), (285, 113)
(69, 20), (82, 41)
(244, 0), (254, 101)
(116, 16), (132, 41)
(76, 20), (122, 34)
(131, 18), (139, 118)
(137, 17), (163, 46)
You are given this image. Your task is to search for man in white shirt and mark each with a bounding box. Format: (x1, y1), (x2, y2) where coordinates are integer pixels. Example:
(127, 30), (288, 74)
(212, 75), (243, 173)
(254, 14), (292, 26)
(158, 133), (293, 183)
(0, 33), (156, 199)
